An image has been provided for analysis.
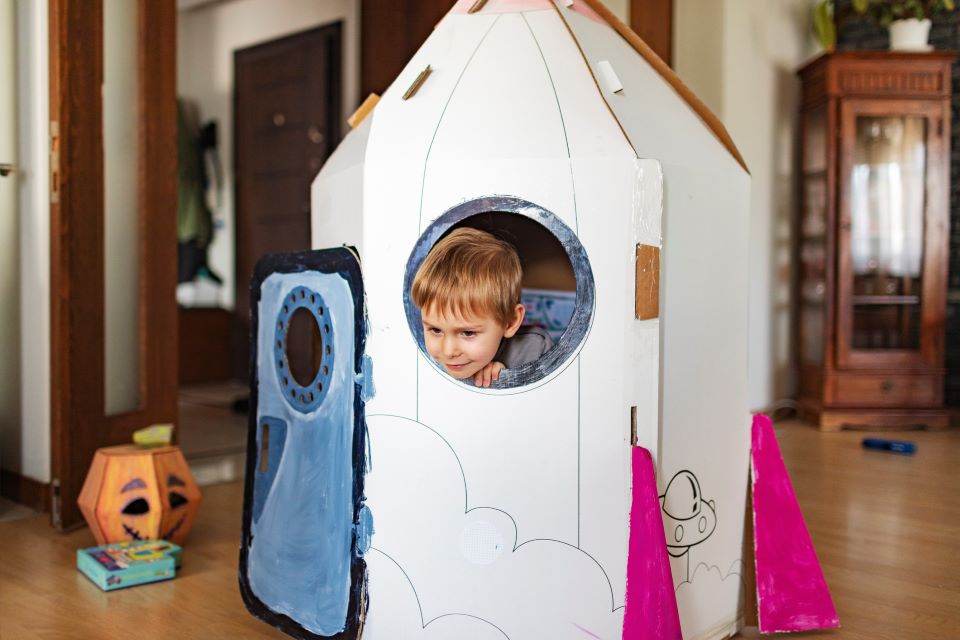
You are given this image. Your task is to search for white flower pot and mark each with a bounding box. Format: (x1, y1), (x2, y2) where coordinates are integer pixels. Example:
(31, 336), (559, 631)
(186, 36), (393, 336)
(889, 18), (932, 51)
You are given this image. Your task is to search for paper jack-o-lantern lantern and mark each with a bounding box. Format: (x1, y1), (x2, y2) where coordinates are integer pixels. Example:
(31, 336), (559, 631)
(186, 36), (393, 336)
(78, 445), (202, 545)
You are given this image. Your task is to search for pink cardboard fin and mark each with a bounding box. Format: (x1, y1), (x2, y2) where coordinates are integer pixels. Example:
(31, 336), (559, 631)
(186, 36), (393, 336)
(751, 414), (840, 633)
(622, 447), (683, 640)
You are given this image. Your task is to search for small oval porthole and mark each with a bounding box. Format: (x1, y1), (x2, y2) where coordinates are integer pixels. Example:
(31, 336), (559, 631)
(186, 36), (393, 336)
(274, 285), (333, 413)
(403, 196), (594, 391)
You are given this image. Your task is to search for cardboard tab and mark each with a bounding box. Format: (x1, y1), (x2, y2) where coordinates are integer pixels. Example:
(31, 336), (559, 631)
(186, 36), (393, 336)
(597, 60), (624, 94)
(348, 93), (380, 129)
(402, 66), (432, 100)
(622, 447), (683, 640)
(635, 244), (660, 320)
(751, 414), (840, 633)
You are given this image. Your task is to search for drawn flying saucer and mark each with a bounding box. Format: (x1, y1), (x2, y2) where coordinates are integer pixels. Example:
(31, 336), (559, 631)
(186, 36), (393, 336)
(659, 470), (717, 557)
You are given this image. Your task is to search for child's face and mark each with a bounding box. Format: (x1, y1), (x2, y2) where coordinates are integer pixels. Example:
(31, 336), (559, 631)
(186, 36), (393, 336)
(421, 305), (523, 381)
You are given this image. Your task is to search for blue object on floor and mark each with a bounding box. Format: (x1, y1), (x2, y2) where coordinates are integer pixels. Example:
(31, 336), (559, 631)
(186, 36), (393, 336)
(862, 438), (916, 455)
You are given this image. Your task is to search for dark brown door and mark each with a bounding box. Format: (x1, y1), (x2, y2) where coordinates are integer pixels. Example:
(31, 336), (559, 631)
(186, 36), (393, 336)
(234, 24), (342, 379)
(360, 0), (455, 97)
(49, 0), (177, 529)
(630, 0), (672, 65)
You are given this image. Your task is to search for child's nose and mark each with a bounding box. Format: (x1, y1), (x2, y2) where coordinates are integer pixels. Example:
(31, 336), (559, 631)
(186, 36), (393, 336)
(442, 337), (460, 357)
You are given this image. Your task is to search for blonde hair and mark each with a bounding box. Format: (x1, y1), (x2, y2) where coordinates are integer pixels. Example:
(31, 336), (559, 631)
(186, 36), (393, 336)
(412, 227), (522, 327)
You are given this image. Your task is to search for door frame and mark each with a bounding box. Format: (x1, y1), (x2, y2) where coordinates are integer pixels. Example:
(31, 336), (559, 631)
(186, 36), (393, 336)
(48, 0), (177, 529)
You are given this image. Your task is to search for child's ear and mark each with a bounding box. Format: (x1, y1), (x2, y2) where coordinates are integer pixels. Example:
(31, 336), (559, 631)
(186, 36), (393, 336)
(503, 303), (525, 338)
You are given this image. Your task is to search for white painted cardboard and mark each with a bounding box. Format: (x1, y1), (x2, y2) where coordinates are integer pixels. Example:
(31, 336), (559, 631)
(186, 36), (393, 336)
(311, 3), (751, 639)
(597, 60), (623, 93)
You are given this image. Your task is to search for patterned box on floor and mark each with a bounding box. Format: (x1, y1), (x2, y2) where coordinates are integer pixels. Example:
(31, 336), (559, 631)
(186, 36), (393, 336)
(76, 539), (181, 591)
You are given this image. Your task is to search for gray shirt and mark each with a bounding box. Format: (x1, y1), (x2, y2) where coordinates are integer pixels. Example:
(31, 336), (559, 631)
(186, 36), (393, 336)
(494, 325), (553, 369)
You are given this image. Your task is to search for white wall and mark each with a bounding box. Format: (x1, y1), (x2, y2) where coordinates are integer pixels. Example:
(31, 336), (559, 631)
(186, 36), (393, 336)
(606, 0), (629, 22)
(674, 0), (820, 410)
(673, 0), (724, 115)
(4, 0), (50, 484)
(177, 0), (361, 310)
(0, 0), (22, 483)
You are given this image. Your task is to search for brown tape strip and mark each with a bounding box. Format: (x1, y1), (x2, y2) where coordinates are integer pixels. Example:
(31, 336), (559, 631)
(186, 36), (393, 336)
(402, 66), (433, 101)
(635, 244), (660, 320)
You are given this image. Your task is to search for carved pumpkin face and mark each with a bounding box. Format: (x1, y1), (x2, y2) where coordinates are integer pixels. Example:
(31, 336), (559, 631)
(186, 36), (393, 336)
(100, 454), (162, 543)
(78, 445), (202, 546)
(154, 450), (202, 544)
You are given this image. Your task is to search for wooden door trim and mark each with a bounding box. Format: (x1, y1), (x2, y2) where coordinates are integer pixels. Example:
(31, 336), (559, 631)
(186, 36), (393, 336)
(48, 0), (177, 530)
(630, 0), (672, 66)
(130, 0), (178, 438)
(835, 97), (946, 371)
(49, 0), (105, 530)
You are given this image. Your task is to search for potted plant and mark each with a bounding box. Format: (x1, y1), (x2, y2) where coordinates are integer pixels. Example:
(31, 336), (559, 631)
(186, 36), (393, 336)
(814, 0), (957, 51)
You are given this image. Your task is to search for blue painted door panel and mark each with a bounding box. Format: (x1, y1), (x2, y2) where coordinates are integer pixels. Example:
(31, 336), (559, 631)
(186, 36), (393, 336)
(239, 248), (370, 639)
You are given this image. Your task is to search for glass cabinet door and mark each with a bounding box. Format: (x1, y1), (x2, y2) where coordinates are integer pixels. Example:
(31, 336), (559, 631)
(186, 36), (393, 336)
(799, 104), (828, 367)
(838, 99), (945, 368)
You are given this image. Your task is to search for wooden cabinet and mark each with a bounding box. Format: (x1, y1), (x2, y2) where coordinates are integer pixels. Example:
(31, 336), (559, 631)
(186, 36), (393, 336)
(796, 52), (952, 431)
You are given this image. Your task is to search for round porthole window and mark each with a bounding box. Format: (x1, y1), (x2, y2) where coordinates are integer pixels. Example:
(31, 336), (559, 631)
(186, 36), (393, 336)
(403, 196), (594, 391)
(275, 285), (334, 412)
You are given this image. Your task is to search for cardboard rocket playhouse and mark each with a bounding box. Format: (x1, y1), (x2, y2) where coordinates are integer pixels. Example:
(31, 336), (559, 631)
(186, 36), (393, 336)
(238, 1), (836, 639)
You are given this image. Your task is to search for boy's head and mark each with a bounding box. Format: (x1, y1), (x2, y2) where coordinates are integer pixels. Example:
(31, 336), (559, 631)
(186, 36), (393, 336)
(412, 227), (525, 379)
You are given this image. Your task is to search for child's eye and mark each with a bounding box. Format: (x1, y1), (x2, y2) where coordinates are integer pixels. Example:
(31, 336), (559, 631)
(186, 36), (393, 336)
(461, 331), (476, 338)
(426, 327), (442, 335)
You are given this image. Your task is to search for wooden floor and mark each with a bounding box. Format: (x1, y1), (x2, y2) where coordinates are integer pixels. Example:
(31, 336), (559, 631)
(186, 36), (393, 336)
(178, 381), (248, 461)
(0, 496), (38, 523)
(748, 420), (960, 640)
(178, 381), (248, 486)
(0, 419), (957, 639)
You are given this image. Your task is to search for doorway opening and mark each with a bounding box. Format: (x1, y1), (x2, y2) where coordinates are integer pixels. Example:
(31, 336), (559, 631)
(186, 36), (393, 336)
(176, 13), (343, 483)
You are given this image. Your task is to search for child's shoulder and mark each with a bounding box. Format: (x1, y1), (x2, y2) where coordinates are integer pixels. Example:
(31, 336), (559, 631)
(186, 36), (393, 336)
(496, 326), (553, 369)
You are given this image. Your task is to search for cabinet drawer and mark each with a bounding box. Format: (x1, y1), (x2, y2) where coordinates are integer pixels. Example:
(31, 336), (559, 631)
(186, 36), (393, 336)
(829, 374), (940, 408)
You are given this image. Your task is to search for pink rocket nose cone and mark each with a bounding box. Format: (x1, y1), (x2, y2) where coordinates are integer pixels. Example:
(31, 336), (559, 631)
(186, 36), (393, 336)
(662, 470), (702, 520)
(447, 0), (604, 22)
(450, 0), (552, 14)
